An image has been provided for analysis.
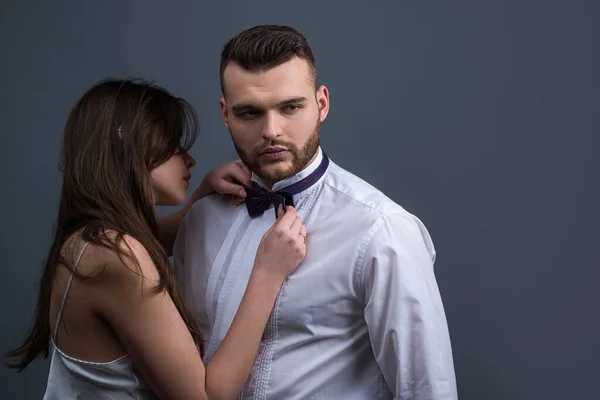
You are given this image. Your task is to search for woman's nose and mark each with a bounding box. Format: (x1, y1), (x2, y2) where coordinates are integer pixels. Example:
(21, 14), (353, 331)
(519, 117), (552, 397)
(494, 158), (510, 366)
(183, 152), (196, 168)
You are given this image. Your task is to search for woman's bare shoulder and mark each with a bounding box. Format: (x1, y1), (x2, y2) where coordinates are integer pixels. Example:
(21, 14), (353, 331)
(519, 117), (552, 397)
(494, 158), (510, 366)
(60, 230), (159, 286)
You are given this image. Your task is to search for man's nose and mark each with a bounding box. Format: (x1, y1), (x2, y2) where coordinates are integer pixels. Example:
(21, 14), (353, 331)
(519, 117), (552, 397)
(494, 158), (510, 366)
(261, 111), (282, 140)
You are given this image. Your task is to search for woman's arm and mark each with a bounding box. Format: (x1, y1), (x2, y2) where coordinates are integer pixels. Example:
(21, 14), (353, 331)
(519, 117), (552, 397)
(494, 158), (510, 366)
(158, 160), (250, 256)
(97, 206), (306, 400)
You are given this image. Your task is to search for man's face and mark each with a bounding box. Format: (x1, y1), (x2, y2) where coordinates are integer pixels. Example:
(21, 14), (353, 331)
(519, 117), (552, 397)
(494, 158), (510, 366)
(220, 57), (329, 188)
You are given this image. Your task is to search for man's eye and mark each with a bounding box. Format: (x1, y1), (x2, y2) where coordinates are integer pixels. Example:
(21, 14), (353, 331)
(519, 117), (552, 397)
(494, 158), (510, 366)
(283, 104), (301, 112)
(239, 110), (261, 118)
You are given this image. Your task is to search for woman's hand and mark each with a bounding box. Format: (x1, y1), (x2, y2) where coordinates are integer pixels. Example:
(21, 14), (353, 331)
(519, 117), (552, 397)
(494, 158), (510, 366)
(252, 205), (308, 284)
(159, 160), (251, 256)
(187, 159), (251, 210)
(203, 205), (308, 400)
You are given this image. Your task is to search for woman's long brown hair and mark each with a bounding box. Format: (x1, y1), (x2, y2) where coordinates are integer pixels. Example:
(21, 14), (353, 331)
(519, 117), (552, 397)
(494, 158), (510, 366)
(4, 78), (204, 371)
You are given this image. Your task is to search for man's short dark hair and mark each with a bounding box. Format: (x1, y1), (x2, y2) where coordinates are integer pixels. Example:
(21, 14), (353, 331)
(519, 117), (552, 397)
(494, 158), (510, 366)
(219, 25), (317, 95)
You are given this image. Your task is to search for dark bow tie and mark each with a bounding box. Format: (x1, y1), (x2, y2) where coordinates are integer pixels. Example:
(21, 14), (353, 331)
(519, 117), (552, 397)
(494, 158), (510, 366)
(242, 152), (330, 219)
(243, 183), (295, 218)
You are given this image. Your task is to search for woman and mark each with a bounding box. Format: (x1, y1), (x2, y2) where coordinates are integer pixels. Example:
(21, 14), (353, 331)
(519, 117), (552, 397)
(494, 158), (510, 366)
(4, 78), (307, 399)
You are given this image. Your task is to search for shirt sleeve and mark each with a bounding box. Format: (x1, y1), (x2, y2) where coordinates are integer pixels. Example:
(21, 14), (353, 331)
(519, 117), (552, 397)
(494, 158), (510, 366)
(172, 201), (198, 286)
(360, 212), (458, 399)
(172, 209), (187, 280)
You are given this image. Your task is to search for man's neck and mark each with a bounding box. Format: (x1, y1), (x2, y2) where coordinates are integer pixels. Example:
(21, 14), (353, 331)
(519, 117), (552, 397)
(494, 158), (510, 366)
(253, 147), (322, 192)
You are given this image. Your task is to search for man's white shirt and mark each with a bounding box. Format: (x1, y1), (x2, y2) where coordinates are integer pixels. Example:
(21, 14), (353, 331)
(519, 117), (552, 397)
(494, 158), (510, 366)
(174, 147), (458, 399)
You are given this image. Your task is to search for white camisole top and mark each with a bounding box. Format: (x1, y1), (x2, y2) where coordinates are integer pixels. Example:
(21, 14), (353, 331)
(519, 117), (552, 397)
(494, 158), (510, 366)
(43, 241), (158, 399)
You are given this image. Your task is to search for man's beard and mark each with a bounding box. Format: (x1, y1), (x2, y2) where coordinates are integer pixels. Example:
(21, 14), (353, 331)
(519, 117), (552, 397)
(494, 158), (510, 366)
(233, 120), (320, 186)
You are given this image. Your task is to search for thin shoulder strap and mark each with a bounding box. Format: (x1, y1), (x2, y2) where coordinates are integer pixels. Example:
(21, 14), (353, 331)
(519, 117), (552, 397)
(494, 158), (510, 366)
(53, 241), (91, 342)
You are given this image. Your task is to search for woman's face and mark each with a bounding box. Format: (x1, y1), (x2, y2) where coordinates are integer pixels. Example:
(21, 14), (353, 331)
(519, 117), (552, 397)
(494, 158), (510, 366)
(150, 150), (196, 206)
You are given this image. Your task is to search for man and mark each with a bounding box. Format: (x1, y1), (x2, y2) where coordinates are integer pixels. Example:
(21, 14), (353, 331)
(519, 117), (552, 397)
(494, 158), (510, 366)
(174, 25), (458, 399)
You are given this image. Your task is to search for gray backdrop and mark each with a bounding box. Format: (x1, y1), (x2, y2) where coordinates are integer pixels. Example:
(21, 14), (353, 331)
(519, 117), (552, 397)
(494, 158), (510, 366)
(1, 1), (598, 399)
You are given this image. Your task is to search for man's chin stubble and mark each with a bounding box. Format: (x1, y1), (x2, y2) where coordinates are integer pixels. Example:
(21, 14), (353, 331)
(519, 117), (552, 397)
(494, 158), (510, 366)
(256, 159), (295, 184)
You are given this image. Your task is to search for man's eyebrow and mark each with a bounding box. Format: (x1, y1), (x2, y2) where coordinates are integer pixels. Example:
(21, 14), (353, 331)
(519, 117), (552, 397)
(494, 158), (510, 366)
(231, 97), (308, 112)
(231, 103), (257, 112)
(276, 96), (307, 107)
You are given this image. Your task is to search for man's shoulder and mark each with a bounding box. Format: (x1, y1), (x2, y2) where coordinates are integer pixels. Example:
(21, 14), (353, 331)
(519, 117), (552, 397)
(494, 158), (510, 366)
(174, 193), (241, 260)
(323, 160), (408, 218)
(182, 193), (239, 231)
(188, 192), (230, 215)
(322, 159), (437, 275)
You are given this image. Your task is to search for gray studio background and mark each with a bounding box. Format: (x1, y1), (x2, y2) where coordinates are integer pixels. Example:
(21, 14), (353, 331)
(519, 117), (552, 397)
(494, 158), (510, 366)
(1, 1), (599, 399)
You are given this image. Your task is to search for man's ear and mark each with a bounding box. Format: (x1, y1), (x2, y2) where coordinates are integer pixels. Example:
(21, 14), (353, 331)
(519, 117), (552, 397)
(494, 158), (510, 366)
(220, 98), (229, 129)
(316, 85), (330, 122)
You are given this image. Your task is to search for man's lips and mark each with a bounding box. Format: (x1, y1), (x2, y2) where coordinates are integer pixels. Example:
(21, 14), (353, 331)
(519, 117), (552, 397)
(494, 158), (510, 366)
(260, 146), (288, 155)
(260, 147), (289, 160)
